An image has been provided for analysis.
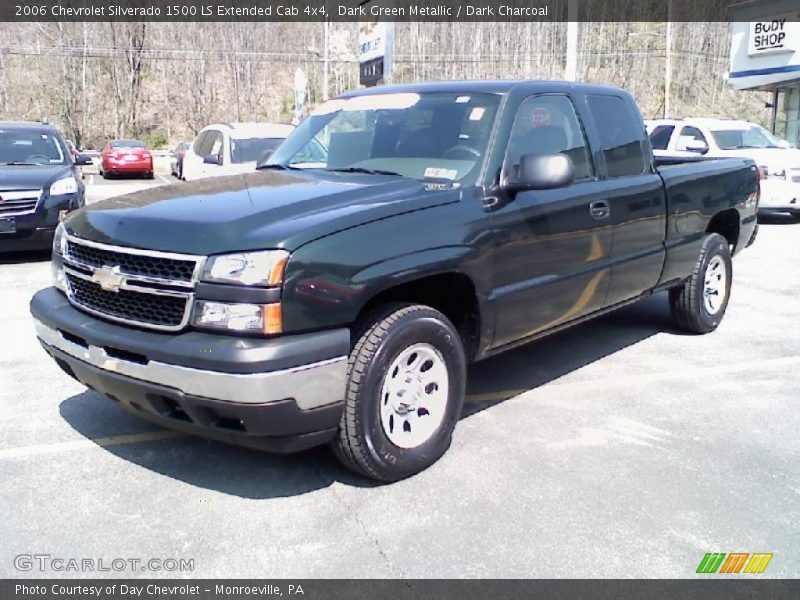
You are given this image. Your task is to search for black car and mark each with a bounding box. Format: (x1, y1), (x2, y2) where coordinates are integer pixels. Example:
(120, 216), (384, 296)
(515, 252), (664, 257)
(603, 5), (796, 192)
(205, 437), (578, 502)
(0, 121), (91, 251)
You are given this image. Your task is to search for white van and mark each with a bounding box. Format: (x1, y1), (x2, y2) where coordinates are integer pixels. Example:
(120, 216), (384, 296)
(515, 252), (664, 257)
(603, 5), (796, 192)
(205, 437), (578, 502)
(182, 122), (294, 181)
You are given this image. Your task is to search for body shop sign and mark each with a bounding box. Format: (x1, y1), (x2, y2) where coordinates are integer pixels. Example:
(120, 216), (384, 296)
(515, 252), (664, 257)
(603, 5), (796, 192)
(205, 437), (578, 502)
(748, 17), (798, 56)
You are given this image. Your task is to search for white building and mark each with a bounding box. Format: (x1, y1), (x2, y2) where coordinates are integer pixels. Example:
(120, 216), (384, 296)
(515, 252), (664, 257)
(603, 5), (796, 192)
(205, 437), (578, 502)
(729, 0), (800, 145)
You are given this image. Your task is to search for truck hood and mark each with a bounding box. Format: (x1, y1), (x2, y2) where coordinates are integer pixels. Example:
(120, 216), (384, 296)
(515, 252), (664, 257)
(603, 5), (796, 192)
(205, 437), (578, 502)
(0, 164), (74, 190)
(64, 169), (460, 255)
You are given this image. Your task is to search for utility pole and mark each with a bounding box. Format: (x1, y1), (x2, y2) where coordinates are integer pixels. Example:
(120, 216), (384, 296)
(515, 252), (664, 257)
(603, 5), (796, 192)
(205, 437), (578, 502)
(665, 0), (673, 118)
(565, 0), (578, 81)
(323, 18), (330, 100)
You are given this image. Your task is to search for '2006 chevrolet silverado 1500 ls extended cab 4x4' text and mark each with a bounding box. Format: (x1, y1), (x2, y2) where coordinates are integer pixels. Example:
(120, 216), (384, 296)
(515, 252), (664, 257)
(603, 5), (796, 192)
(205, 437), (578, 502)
(30, 81), (759, 481)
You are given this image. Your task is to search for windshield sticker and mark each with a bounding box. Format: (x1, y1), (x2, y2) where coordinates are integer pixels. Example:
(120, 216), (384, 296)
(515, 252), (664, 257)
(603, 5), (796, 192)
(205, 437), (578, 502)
(424, 167), (458, 180)
(531, 107), (551, 127)
(456, 95), (471, 103)
(469, 107), (486, 121)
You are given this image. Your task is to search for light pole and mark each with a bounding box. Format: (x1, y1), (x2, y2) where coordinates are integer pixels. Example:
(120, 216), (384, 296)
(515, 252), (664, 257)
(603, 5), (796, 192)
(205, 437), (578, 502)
(564, 0), (579, 81)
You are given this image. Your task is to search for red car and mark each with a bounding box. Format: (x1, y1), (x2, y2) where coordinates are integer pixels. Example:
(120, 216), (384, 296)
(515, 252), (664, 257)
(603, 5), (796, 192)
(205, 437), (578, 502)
(99, 139), (153, 179)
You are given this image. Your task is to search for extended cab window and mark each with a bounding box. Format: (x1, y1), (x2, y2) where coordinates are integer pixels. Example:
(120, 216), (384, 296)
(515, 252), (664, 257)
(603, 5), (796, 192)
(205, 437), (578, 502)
(587, 95), (647, 177)
(268, 92), (500, 184)
(649, 125), (674, 150)
(505, 94), (593, 180)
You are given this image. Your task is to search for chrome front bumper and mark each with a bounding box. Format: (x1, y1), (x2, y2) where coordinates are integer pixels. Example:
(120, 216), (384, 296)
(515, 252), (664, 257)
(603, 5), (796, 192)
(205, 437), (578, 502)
(33, 317), (347, 411)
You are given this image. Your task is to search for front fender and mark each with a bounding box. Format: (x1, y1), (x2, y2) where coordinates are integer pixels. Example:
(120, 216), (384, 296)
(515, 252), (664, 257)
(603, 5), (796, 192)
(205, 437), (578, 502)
(280, 199), (492, 333)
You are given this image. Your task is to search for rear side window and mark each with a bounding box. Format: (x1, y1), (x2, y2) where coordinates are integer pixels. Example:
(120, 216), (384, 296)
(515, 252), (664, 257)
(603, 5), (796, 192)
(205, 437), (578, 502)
(587, 95), (647, 177)
(649, 125), (674, 150)
(505, 94), (594, 180)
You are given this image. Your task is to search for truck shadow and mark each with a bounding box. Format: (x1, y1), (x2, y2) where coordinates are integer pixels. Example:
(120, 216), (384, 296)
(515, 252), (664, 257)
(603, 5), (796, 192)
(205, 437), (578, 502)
(58, 292), (678, 499)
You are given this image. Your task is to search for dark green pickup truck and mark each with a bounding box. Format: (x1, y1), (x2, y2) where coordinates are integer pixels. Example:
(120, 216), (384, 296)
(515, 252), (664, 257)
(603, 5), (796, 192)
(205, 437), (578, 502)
(31, 81), (759, 481)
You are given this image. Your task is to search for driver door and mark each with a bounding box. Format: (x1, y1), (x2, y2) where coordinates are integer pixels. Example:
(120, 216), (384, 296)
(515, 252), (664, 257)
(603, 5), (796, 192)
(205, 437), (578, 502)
(489, 94), (613, 349)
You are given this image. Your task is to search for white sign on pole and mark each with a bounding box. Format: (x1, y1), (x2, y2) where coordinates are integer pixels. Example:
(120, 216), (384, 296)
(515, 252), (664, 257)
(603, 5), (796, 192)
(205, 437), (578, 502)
(293, 68), (307, 125)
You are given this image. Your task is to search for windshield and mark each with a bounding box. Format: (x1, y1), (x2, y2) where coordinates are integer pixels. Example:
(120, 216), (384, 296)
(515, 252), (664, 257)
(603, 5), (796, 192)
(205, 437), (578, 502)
(267, 92), (501, 183)
(110, 140), (145, 149)
(231, 137), (285, 164)
(0, 128), (67, 165)
(711, 126), (781, 150)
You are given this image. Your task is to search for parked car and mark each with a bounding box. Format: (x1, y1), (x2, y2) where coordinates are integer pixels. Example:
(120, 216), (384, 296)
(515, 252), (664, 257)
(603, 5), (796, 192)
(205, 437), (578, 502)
(0, 121), (90, 251)
(170, 141), (191, 179)
(99, 139), (153, 179)
(182, 122), (294, 181)
(33, 81), (759, 481)
(647, 118), (800, 218)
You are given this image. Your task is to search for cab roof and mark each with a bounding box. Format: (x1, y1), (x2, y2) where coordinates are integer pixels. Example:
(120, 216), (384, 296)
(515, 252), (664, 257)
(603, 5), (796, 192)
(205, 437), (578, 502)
(336, 80), (629, 98)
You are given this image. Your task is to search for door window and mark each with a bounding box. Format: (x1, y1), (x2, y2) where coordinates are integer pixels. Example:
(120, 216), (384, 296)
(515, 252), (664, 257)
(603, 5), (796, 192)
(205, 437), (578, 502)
(586, 94), (648, 177)
(505, 94), (594, 180)
(676, 126), (708, 151)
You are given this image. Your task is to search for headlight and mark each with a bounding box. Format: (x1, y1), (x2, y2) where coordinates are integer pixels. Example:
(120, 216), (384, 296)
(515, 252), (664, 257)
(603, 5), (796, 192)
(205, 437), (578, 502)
(49, 175), (79, 196)
(201, 250), (289, 287)
(760, 166), (786, 179)
(52, 221), (67, 256)
(191, 300), (282, 335)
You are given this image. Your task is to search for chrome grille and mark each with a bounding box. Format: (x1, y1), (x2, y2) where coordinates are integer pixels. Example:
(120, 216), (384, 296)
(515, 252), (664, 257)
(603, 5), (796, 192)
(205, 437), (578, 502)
(62, 236), (204, 331)
(66, 239), (196, 283)
(0, 189), (41, 216)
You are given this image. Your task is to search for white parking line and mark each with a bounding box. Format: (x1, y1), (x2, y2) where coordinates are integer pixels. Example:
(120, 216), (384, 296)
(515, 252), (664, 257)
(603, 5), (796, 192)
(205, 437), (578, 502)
(157, 174), (170, 184)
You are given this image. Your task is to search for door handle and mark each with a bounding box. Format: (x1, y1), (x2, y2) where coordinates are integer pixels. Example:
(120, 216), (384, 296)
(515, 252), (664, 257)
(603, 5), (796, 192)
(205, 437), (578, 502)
(589, 200), (611, 220)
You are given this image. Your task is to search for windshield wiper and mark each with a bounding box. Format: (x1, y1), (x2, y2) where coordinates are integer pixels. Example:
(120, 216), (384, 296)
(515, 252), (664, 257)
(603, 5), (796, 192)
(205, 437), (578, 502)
(256, 163), (302, 171)
(0, 161), (43, 166)
(326, 167), (403, 177)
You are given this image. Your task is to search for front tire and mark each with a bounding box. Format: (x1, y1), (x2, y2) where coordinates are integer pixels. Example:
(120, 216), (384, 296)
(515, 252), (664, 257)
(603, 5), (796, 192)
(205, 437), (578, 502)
(669, 233), (732, 334)
(331, 304), (467, 482)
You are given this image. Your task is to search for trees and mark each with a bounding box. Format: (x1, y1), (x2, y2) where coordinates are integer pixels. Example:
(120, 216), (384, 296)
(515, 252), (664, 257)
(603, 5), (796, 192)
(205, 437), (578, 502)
(0, 21), (770, 148)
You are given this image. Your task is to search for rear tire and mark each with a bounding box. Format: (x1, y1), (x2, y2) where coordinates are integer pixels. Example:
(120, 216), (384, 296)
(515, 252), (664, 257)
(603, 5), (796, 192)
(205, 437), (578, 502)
(669, 233), (732, 334)
(331, 304), (467, 482)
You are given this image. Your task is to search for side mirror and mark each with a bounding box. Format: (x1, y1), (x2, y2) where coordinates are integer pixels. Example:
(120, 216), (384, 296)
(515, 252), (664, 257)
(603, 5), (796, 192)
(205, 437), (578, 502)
(505, 153), (576, 192)
(685, 140), (709, 155)
(74, 153), (92, 166)
(204, 153), (222, 165)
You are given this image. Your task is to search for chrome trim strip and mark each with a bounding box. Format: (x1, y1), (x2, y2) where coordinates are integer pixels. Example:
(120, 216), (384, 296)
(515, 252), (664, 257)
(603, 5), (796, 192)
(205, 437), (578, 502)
(64, 265), (192, 299)
(34, 318), (346, 410)
(62, 255), (195, 289)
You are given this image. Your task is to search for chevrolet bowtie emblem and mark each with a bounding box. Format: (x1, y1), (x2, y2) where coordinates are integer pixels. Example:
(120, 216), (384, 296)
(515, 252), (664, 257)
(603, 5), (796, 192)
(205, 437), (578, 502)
(92, 265), (125, 292)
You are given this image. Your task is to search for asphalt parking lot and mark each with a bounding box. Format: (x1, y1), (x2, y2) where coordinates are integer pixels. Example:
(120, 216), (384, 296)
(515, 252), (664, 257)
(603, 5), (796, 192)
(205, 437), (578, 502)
(1, 180), (798, 578)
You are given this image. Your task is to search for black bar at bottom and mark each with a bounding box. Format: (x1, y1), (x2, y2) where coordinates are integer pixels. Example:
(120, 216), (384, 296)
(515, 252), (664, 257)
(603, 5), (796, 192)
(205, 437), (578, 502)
(2, 580), (799, 600)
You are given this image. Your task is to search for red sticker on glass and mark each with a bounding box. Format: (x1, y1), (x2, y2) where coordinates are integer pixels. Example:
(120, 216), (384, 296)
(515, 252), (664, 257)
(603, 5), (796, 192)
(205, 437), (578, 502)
(531, 107), (551, 127)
